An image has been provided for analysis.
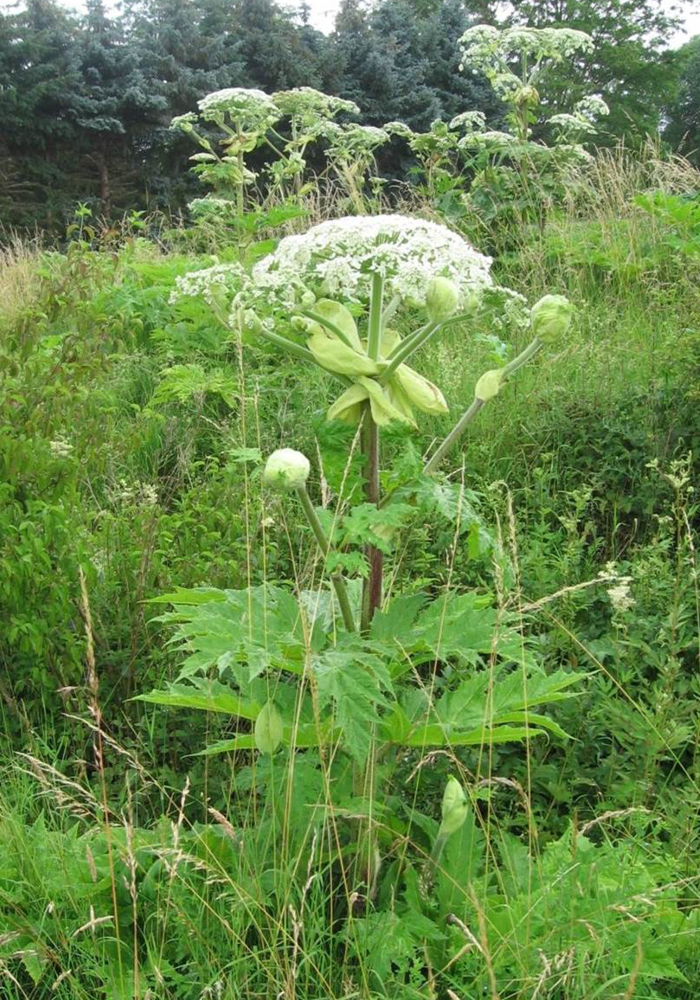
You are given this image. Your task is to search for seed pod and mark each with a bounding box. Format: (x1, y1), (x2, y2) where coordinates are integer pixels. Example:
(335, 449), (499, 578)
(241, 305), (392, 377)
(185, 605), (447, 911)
(426, 276), (460, 323)
(255, 701), (284, 754)
(474, 368), (503, 402)
(438, 776), (469, 838)
(263, 448), (310, 491)
(530, 294), (574, 345)
(394, 365), (448, 415)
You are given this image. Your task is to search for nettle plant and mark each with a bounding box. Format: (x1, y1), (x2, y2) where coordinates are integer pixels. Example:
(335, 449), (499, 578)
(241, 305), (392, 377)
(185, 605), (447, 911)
(455, 25), (609, 230)
(141, 214), (579, 884)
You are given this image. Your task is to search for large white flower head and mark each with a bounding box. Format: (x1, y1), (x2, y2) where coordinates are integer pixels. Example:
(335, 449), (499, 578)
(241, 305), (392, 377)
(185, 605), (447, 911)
(197, 88), (281, 130)
(249, 215), (492, 311)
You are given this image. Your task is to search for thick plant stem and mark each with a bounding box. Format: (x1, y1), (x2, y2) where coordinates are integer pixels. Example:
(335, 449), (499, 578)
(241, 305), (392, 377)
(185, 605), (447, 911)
(423, 399), (484, 476)
(367, 273), (384, 361)
(501, 337), (541, 377)
(361, 405), (383, 633)
(361, 273), (385, 632)
(295, 486), (356, 633)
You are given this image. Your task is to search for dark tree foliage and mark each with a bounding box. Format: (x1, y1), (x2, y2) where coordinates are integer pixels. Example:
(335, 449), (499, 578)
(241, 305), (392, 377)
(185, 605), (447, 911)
(509, 0), (683, 142)
(665, 35), (700, 160)
(0, 0), (691, 230)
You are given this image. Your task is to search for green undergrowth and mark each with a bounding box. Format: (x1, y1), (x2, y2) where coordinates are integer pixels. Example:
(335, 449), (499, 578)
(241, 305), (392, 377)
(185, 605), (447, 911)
(1, 197), (699, 998)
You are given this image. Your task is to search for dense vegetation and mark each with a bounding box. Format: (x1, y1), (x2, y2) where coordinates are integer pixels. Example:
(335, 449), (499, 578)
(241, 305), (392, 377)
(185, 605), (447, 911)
(2, 9), (700, 1000)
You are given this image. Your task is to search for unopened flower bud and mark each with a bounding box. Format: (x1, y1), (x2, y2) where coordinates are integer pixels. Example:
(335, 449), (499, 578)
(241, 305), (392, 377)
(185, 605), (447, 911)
(439, 776), (468, 838)
(426, 276), (460, 323)
(263, 448), (310, 491)
(514, 85), (540, 109)
(300, 289), (316, 307)
(291, 315), (311, 332)
(530, 294), (574, 345)
(474, 368), (503, 402)
(254, 701), (284, 754)
(242, 309), (264, 335)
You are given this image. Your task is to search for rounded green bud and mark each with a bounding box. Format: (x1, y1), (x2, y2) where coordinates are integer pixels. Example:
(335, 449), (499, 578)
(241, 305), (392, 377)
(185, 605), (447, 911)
(426, 276), (460, 323)
(255, 701), (284, 755)
(514, 84), (540, 109)
(530, 294), (574, 346)
(474, 368), (503, 403)
(439, 775), (469, 838)
(263, 448), (310, 492)
(300, 289), (316, 308)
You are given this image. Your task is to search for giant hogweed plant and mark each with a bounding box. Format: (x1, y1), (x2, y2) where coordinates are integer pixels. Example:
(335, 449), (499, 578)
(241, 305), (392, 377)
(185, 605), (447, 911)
(454, 25), (610, 234)
(140, 214), (580, 877)
(170, 85), (391, 224)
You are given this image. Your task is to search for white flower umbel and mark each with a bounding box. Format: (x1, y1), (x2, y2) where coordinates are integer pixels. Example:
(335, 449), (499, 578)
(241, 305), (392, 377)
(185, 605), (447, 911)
(197, 87), (281, 129)
(169, 263), (249, 307)
(249, 215), (492, 311)
(272, 87), (359, 125)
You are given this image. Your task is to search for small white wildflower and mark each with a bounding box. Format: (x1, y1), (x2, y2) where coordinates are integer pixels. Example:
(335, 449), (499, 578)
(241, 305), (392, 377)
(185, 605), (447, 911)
(109, 479), (159, 509)
(607, 580), (635, 614)
(49, 436), (73, 458)
(169, 263), (249, 307)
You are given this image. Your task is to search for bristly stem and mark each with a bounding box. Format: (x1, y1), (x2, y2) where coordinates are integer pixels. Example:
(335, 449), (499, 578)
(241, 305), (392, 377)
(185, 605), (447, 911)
(296, 485), (356, 633)
(361, 272), (385, 631)
(422, 338), (543, 475)
(361, 406), (383, 632)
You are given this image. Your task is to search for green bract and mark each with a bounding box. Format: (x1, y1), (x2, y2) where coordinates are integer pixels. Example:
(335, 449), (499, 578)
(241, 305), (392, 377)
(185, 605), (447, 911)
(439, 775), (469, 838)
(263, 449), (311, 491)
(254, 701), (284, 754)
